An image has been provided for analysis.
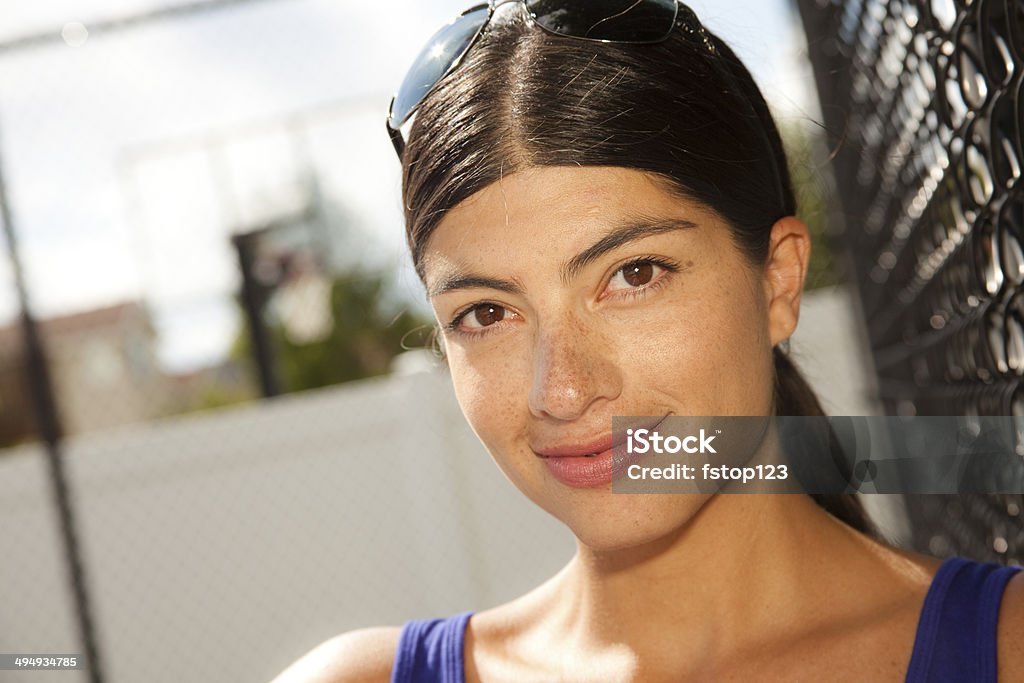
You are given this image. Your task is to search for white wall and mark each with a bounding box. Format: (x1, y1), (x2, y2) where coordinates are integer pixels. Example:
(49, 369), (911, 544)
(791, 285), (881, 417)
(0, 369), (575, 683)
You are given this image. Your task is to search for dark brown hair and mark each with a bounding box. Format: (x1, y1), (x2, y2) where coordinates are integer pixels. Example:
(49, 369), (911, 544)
(399, 4), (874, 535)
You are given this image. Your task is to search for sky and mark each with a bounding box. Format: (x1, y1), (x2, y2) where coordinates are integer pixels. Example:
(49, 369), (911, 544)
(0, 0), (820, 371)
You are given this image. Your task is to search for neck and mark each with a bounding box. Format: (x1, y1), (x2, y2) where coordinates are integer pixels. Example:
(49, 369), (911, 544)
(550, 494), (870, 667)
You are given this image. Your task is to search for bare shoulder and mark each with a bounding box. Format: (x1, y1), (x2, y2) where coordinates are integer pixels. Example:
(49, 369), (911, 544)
(269, 627), (402, 683)
(998, 570), (1024, 683)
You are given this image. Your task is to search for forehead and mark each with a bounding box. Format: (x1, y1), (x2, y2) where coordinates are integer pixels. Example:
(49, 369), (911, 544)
(421, 166), (711, 279)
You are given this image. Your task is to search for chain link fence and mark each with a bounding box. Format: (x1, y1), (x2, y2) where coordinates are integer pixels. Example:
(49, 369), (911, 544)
(797, 0), (1024, 562)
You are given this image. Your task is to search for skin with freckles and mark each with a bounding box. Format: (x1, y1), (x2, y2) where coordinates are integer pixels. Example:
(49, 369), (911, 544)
(424, 165), (785, 550)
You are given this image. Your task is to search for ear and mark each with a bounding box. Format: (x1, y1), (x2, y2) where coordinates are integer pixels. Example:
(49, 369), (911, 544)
(762, 216), (811, 347)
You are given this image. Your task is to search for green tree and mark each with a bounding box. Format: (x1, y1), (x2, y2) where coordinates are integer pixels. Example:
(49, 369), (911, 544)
(233, 269), (434, 393)
(779, 120), (845, 290)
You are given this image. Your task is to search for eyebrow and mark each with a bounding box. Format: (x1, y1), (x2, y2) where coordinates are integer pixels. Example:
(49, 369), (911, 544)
(427, 217), (698, 298)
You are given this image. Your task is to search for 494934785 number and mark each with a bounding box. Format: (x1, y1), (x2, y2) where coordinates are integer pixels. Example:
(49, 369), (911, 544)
(0, 654), (83, 670)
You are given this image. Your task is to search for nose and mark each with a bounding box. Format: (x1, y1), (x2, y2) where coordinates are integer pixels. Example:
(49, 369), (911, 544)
(527, 313), (622, 421)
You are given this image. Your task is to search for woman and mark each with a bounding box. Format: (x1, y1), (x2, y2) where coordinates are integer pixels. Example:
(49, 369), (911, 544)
(274, 1), (1023, 680)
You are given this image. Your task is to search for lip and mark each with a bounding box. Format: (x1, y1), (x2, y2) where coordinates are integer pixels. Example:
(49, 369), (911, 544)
(533, 434), (616, 459)
(533, 414), (670, 488)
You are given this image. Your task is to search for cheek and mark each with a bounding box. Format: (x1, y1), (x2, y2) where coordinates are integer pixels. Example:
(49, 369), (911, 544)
(700, 271), (774, 409)
(613, 265), (773, 412)
(446, 344), (528, 448)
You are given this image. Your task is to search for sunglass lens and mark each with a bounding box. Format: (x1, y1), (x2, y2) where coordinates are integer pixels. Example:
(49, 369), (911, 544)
(526, 0), (679, 43)
(390, 6), (490, 129)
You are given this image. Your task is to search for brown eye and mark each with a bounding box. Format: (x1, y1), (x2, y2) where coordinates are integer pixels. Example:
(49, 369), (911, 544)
(605, 258), (675, 297)
(467, 304), (505, 328)
(622, 262), (654, 287)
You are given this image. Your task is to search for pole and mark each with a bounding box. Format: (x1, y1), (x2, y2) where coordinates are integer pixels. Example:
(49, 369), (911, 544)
(232, 231), (282, 398)
(0, 129), (105, 680)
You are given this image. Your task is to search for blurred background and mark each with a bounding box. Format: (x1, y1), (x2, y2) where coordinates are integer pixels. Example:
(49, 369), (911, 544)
(0, 0), (1016, 681)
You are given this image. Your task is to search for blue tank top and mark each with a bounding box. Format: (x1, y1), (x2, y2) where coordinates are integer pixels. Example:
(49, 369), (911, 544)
(391, 557), (1020, 682)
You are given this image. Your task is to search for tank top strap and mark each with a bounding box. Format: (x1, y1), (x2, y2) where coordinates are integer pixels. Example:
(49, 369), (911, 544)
(905, 556), (1021, 683)
(391, 611), (473, 683)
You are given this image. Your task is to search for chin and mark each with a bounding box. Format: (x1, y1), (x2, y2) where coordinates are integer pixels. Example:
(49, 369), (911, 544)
(550, 491), (714, 553)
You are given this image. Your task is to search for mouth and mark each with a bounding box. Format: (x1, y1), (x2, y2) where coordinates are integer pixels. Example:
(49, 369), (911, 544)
(533, 413), (672, 488)
(533, 414), (670, 459)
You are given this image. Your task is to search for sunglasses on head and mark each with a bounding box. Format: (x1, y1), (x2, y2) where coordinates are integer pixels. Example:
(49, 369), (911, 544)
(385, 0), (714, 160)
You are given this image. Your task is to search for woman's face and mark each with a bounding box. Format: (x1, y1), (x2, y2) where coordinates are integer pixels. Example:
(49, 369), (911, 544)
(422, 166), (808, 550)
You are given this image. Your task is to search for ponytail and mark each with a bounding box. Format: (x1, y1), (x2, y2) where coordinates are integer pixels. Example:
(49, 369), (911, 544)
(773, 347), (876, 536)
